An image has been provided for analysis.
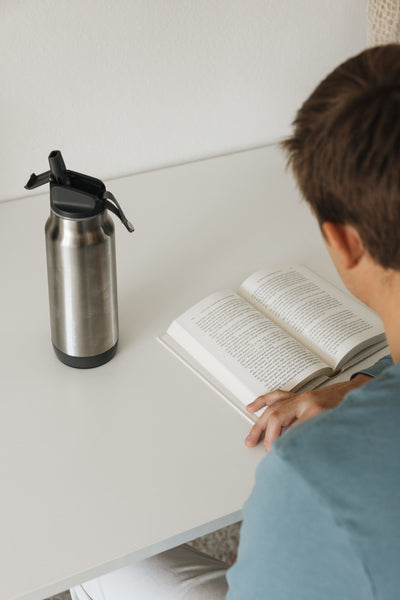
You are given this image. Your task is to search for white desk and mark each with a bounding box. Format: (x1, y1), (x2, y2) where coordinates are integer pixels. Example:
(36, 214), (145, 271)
(0, 145), (354, 600)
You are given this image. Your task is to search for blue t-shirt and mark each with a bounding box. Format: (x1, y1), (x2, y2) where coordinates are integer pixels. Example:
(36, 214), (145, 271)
(226, 356), (400, 599)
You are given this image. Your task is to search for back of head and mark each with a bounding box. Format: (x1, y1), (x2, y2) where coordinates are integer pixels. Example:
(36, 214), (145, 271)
(283, 44), (400, 269)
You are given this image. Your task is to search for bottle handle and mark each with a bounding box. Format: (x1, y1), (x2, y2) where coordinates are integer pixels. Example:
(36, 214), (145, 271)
(104, 191), (134, 232)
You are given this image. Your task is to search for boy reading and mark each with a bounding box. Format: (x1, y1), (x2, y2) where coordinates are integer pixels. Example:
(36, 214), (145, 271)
(72, 44), (400, 600)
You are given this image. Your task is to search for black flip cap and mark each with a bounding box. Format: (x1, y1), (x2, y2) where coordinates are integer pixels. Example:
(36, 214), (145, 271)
(50, 170), (106, 219)
(25, 150), (134, 229)
(25, 150), (106, 219)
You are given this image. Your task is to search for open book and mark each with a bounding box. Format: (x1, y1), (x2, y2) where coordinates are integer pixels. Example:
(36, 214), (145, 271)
(159, 265), (386, 423)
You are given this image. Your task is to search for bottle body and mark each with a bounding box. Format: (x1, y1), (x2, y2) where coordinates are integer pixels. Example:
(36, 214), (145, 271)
(45, 210), (119, 368)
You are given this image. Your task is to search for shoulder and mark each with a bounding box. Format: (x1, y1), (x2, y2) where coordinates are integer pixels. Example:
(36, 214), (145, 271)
(230, 364), (400, 599)
(229, 421), (375, 599)
(260, 361), (400, 550)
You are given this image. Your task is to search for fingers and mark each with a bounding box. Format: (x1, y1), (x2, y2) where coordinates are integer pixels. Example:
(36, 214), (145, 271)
(246, 389), (295, 413)
(245, 401), (298, 451)
(264, 413), (295, 452)
(245, 421), (265, 448)
(245, 414), (286, 451)
(245, 390), (323, 451)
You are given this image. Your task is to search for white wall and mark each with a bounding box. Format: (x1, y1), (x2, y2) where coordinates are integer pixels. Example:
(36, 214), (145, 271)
(0, 0), (366, 202)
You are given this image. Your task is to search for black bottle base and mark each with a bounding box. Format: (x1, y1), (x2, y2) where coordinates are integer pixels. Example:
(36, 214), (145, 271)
(53, 341), (118, 368)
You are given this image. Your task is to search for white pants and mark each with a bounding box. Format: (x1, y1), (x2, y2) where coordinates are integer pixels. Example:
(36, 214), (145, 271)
(70, 544), (229, 600)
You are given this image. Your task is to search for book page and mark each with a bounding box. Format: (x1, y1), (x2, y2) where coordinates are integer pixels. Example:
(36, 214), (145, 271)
(240, 265), (385, 369)
(167, 290), (331, 408)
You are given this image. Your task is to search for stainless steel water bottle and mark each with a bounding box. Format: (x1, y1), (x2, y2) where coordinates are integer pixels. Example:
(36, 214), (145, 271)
(25, 150), (134, 368)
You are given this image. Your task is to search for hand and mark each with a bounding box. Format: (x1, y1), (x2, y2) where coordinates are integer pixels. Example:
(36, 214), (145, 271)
(245, 374), (372, 451)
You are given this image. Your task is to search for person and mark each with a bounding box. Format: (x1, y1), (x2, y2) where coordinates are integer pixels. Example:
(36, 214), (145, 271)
(71, 44), (400, 599)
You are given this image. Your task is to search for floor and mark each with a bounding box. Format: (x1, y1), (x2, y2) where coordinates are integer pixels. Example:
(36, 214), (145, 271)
(45, 522), (241, 600)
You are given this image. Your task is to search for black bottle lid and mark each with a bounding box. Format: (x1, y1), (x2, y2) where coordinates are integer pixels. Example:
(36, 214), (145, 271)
(25, 150), (134, 231)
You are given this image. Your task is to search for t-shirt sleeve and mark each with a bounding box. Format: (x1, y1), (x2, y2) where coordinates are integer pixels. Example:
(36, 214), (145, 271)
(225, 447), (373, 600)
(350, 353), (393, 380)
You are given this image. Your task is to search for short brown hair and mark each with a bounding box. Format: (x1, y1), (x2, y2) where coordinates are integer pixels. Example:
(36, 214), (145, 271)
(282, 44), (400, 269)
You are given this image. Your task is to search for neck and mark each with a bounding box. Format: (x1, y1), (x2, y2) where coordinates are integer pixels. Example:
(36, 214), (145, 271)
(379, 303), (400, 365)
(366, 266), (400, 363)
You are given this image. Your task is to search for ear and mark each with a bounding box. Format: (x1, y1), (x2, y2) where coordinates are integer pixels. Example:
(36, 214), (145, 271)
(321, 222), (365, 269)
